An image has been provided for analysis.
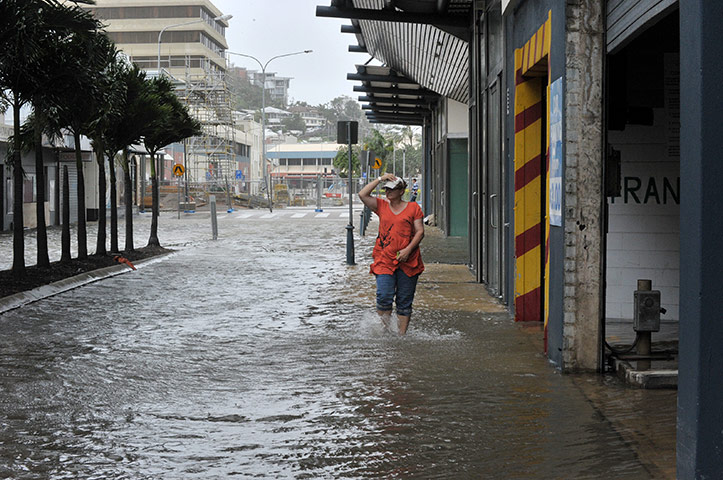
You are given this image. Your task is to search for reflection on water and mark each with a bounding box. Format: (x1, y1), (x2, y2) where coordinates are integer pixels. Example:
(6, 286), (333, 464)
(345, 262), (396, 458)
(0, 214), (655, 478)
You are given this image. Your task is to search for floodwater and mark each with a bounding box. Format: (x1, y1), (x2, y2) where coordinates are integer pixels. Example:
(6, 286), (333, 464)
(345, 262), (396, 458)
(0, 209), (669, 478)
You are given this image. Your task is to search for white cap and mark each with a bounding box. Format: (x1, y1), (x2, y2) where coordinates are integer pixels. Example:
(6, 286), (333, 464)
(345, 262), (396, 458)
(382, 178), (404, 190)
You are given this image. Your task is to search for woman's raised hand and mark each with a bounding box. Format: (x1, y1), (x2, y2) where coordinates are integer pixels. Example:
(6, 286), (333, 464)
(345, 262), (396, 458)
(379, 173), (396, 182)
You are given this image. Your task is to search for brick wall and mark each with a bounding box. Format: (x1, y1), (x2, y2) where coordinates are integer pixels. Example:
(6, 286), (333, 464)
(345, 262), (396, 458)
(607, 108), (680, 321)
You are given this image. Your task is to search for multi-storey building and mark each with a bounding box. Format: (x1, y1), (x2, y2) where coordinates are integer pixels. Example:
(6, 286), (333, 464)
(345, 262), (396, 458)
(87, 0), (231, 79)
(248, 71), (292, 106)
(265, 143), (338, 188)
(81, 1), (260, 195)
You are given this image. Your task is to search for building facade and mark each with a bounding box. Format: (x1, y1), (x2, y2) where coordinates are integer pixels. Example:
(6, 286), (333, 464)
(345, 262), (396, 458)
(88, 0), (231, 78)
(84, 1), (264, 195)
(248, 71), (292, 106)
(265, 143), (338, 186)
(317, 0), (721, 474)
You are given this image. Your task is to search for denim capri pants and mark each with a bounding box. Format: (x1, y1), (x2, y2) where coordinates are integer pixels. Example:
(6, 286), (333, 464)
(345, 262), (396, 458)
(375, 269), (420, 316)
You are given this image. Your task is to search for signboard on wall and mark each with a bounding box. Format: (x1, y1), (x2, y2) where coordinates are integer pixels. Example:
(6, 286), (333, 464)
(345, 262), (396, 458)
(549, 77), (563, 226)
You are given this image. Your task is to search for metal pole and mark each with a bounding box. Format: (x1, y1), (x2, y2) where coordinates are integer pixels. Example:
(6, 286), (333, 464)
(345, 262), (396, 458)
(226, 50), (312, 212)
(140, 157), (145, 213)
(315, 173), (323, 212)
(636, 279), (653, 371)
(403, 149), (406, 181)
(346, 121), (355, 265)
(177, 176), (181, 219)
(226, 178), (233, 213)
(210, 194), (218, 240)
(261, 68), (272, 212)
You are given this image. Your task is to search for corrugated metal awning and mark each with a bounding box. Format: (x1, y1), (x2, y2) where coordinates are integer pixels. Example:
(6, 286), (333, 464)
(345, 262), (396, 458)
(317, 0), (472, 125)
(350, 64), (435, 125)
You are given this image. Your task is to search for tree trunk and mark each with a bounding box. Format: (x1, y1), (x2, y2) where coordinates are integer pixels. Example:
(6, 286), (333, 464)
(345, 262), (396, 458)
(122, 149), (134, 252)
(95, 144), (107, 255)
(11, 98), (25, 278)
(73, 130), (87, 259)
(148, 152), (160, 247)
(33, 119), (49, 268)
(61, 165), (71, 262)
(108, 151), (118, 253)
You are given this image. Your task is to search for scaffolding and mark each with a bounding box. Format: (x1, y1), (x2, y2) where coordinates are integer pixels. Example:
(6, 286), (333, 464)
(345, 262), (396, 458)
(179, 56), (237, 197)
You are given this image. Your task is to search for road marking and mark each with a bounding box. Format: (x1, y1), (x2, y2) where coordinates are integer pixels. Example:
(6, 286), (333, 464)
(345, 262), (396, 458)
(233, 210), (363, 220)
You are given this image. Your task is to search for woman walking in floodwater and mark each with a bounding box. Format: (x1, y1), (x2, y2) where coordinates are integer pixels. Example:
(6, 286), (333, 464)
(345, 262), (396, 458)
(359, 172), (424, 334)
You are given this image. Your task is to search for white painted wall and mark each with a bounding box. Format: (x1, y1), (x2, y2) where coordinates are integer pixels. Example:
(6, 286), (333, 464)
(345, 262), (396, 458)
(606, 108), (679, 321)
(446, 99), (469, 137)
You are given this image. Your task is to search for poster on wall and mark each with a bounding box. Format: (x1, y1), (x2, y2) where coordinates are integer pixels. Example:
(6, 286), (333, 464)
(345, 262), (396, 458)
(549, 77), (563, 227)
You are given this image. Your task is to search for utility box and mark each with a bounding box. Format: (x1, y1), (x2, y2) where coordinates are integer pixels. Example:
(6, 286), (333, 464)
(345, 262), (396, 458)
(634, 289), (661, 332)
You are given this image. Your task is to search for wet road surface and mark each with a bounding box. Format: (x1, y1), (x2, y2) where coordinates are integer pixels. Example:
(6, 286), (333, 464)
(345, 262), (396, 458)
(0, 209), (674, 478)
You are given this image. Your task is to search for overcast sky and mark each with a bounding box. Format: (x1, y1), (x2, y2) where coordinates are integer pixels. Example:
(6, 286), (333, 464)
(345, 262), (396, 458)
(213, 0), (366, 106)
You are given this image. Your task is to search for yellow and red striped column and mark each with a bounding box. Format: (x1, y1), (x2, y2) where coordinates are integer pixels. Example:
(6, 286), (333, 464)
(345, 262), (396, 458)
(514, 12), (552, 329)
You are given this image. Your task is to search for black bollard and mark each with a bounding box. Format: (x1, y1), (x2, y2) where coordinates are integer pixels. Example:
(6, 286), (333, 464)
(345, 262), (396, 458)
(346, 224), (355, 265)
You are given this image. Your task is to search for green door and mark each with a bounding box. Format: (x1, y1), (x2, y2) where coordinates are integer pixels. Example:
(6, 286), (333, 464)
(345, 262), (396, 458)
(448, 138), (468, 237)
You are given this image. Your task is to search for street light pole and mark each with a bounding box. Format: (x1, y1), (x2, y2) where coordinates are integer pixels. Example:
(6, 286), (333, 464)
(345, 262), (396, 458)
(226, 50), (312, 212)
(346, 121), (355, 265)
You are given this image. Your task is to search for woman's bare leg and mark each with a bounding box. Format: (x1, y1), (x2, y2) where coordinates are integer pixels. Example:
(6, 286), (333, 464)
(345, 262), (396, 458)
(397, 315), (410, 334)
(377, 310), (393, 331)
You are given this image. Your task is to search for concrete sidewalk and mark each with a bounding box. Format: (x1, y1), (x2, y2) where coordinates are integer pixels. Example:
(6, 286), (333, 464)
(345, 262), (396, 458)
(402, 227), (677, 478)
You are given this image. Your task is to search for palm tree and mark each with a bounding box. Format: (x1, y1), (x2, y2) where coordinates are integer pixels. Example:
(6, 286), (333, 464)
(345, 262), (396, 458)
(10, 113), (60, 267)
(103, 65), (160, 252)
(86, 47), (125, 256)
(0, 0), (97, 276)
(95, 56), (135, 254)
(144, 76), (201, 247)
(53, 26), (114, 260)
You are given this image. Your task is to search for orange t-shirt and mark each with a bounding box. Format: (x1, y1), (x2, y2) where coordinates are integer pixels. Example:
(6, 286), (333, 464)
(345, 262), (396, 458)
(370, 198), (424, 277)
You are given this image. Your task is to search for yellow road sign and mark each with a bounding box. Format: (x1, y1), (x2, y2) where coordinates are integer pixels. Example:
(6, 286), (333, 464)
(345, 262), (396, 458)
(173, 164), (185, 177)
(372, 157), (382, 169)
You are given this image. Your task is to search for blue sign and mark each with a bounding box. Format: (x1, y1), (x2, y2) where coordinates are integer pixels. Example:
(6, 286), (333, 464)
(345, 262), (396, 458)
(549, 77), (563, 227)
(235, 170), (244, 180)
(206, 172), (212, 180)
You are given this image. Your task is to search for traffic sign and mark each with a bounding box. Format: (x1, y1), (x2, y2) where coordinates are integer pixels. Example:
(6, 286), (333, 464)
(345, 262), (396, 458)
(372, 157), (382, 169)
(235, 169), (244, 180)
(172, 163), (185, 177)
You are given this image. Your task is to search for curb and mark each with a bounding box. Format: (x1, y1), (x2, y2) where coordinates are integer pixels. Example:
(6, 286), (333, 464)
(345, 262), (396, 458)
(0, 254), (172, 315)
(612, 357), (678, 389)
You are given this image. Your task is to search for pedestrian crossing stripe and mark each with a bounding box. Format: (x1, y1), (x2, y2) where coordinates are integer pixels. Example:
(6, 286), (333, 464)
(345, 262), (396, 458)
(232, 210), (365, 220)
